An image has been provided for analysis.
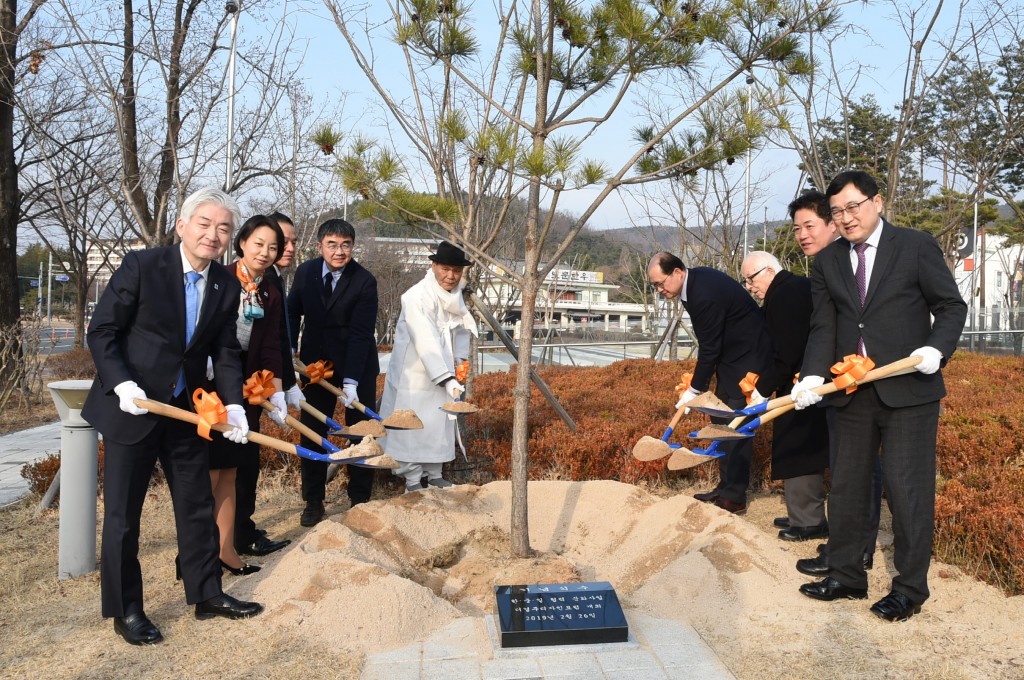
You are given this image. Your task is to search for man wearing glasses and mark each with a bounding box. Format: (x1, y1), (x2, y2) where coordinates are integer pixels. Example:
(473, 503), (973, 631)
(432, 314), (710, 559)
(647, 252), (775, 514)
(288, 219), (380, 526)
(791, 170), (966, 621)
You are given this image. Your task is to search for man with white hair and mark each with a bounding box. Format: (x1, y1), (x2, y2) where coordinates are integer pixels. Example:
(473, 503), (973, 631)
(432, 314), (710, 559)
(84, 187), (263, 646)
(740, 250), (829, 541)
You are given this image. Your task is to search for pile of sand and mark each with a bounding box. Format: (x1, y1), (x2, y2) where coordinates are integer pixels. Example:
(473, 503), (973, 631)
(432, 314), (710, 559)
(253, 481), (1024, 677)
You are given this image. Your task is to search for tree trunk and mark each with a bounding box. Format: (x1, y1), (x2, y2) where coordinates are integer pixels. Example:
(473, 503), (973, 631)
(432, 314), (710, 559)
(0, 0), (22, 387)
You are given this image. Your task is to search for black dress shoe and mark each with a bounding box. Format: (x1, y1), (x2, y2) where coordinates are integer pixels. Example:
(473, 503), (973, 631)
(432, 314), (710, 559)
(113, 613), (163, 645)
(773, 516), (790, 528)
(194, 593), (264, 620)
(778, 523), (829, 542)
(870, 590), (921, 622)
(237, 533), (291, 556)
(693, 491), (720, 503)
(799, 577), (868, 601)
(713, 496), (747, 515)
(797, 553), (873, 576)
(300, 501), (325, 527)
(220, 559), (261, 576)
(796, 554), (830, 576)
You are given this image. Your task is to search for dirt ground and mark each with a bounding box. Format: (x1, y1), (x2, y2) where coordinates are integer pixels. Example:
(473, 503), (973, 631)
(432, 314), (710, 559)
(1, 475), (1022, 680)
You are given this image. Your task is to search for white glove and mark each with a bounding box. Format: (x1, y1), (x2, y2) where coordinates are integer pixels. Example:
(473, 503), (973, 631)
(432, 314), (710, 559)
(444, 378), (463, 400)
(748, 388), (767, 406)
(340, 382), (358, 407)
(224, 404), (250, 444)
(268, 391), (288, 427)
(205, 357), (214, 381)
(284, 384), (305, 409)
(674, 387), (701, 414)
(113, 380), (149, 415)
(911, 346), (942, 375)
(791, 375), (825, 410)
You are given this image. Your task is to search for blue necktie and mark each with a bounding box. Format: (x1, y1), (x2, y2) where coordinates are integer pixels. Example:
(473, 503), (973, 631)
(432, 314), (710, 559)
(174, 271), (202, 397)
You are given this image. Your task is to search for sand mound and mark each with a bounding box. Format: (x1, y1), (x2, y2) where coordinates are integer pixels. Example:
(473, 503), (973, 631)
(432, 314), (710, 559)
(441, 401), (480, 414)
(253, 481), (1024, 678)
(345, 420), (387, 437)
(383, 408), (422, 429)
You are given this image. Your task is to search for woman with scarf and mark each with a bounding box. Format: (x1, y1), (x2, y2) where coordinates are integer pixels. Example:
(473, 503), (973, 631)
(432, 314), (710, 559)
(379, 241), (478, 492)
(207, 215), (288, 574)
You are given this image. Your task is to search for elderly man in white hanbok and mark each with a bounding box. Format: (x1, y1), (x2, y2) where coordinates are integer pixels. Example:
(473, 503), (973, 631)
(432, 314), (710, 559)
(380, 241), (478, 492)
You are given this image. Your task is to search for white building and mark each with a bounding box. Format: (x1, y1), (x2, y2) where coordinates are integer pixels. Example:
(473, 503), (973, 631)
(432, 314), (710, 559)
(952, 231), (1024, 334)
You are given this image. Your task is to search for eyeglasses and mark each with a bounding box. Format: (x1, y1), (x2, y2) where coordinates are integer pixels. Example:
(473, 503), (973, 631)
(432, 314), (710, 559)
(830, 196), (872, 220)
(321, 241), (354, 253)
(743, 266), (768, 287)
(649, 276), (670, 292)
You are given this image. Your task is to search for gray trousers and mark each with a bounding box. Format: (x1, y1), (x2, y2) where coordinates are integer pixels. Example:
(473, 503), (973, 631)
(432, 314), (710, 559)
(784, 473), (826, 527)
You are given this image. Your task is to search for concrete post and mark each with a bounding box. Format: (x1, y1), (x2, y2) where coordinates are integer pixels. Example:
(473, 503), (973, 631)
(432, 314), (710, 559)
(48, 380), (98, 580)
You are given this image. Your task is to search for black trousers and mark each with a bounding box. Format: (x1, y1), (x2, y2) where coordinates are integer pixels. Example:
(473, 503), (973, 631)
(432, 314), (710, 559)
(299, 381), (375, 505)
(712, 394), (753, 504)
(101, 407), (221, 617)
(828, 384), (938, 603)
(233, 404), (263, 548)
(823, 406), (882, 559)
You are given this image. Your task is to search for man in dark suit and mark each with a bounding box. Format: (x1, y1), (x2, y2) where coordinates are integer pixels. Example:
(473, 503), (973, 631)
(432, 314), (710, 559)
(741, 250), (829, 540)
(233, 211), (298, 557)
(792, 171), (967, 621)
(288, 218), (379, 526)
(83, 187), (264, 646)
(647, 252), (775, 514)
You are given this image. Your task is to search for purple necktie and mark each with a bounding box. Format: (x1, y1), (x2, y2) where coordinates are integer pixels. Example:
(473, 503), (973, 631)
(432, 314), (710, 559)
(854, 242), (868, 355)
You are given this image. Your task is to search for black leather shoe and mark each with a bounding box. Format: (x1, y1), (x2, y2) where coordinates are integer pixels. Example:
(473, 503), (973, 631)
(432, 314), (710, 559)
(773, 516), (790, 528)
(817, 542), (827, 555)
(778, 523), (829, 542)
(796, 554), (830, 576)
(693, 491), (720, 503)
(797, 553), (873, 576)
(300, 501), (325, 527)
(870, 591), (921, 622)
(113, 613), (163, 645)
(799, 577), (868, 601)
(237, 533), (291, 556)
(194, 593), (264, 620)
(713, 497), (747, 515)
(220, 559), (261, 576)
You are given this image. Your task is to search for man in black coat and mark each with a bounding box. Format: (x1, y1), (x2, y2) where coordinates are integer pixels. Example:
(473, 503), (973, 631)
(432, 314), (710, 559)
(792, 171), (967, 621)
(83, 187), (263, 646)
(741, 250), (828, 540)
(288, 218), (379, 526)
(647, 252), (774, 514)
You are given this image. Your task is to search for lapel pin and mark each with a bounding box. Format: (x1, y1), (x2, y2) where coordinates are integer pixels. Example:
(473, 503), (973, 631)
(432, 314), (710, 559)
(214, 283), (219, 290)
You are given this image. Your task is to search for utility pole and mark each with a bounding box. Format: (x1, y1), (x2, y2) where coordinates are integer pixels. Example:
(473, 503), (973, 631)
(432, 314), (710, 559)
(47, 251), (53, 324)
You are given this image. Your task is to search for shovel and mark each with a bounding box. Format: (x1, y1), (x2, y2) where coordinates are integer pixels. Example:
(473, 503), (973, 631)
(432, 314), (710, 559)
(293, 357), (424, 430)
(688, 355), (923, 439)
(632, 402), (690, 462)
(665, 404), (799, 470)
(136, 398), (376, 465)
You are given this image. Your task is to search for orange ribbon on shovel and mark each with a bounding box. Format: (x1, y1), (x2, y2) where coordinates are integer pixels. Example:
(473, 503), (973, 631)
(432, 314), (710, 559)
(830, 355), (876, 394)
(305, 360), (334, 385)
(243, 369), (276, 405)
(455, 360), (470, 383)
(739, 372), (760, 405)
(674, 372), (694, 395)
(192, 388), (228, 441)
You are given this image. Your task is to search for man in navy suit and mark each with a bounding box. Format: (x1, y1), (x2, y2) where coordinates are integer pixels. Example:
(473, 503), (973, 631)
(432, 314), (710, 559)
(792, 170), (967, 621)
(288, 218), (379, 526)
(647, 252), (775, 514)
(83, 187), (263, 646)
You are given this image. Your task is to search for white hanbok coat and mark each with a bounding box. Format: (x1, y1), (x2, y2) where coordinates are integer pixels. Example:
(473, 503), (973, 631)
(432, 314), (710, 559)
(379, 271), (478, 463)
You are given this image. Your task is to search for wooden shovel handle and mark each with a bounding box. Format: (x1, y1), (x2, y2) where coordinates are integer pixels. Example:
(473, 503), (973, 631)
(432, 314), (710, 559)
(292, 357), (380, 420)
(258, 401), (325, 444)
(298, 400), (333, 426)
(763, 355), (923, 412)
(137, 398), (297, 457)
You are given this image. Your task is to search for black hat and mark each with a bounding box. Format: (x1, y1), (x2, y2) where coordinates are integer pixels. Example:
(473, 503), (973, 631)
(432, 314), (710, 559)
(429, 241), (472, 267)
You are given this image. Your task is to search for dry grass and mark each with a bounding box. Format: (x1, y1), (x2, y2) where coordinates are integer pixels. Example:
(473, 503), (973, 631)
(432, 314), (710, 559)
(0, 469), (398, 680)
(0, 399), (57, 435)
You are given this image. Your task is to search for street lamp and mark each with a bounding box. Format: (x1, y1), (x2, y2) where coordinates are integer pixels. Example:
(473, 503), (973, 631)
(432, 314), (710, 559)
(742, 74), (755, 257)
(222, 1), (240, 265)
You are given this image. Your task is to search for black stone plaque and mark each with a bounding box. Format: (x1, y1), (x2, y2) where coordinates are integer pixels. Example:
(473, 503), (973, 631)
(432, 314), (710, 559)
(493, 581), (628, 648)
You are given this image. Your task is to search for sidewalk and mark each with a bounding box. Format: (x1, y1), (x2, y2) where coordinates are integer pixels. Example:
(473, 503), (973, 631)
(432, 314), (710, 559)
(361, 611), (735, 680)
(0, 421), (60, 507)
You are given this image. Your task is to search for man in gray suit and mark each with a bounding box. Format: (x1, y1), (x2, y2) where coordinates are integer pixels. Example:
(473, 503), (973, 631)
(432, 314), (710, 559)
(791, 171), (966, 621)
